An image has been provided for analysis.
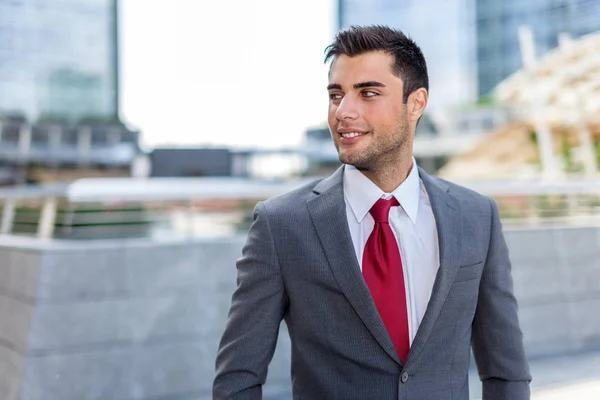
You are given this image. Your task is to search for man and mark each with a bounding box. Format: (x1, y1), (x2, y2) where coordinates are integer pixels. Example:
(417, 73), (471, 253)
(213, 25), (531, 399)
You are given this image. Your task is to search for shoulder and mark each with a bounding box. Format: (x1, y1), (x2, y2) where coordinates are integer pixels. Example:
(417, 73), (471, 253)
(259, 177), (323, 216)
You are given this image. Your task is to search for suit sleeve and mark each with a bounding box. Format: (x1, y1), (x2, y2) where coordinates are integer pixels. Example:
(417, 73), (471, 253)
(213, 201), (288, 400)
(471, 197), (532, 400)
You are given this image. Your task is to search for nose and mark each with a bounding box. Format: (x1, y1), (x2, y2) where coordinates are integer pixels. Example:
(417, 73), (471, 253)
(334, 96), (359, 121)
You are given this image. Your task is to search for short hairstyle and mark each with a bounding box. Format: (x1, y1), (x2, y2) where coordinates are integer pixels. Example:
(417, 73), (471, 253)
(324, 25), (429, 103)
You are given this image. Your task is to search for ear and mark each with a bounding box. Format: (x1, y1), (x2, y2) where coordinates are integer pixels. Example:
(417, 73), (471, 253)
(407, 88), (428, 123)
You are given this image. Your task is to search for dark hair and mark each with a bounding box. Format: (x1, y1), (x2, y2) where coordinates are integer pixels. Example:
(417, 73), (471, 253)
(324, 25), (429, 103)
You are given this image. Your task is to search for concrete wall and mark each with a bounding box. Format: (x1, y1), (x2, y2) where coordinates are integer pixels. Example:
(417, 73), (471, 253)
(505, 227), (600, 357)
(0, 225), (599, 399)
(0, 237), (291, 400)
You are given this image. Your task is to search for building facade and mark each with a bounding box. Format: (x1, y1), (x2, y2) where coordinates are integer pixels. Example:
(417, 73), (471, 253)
(0, 0), (139, 185)
(337, 0), (600, 103)
(0, 0), (119, 122)
(476, 0), (600, 96)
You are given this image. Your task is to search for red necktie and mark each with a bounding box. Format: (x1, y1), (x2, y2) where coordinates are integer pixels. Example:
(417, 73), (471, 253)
(362, 197), (410, 363)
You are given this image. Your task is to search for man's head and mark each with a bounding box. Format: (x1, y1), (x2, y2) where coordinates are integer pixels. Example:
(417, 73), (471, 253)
(324, 25), (429, 171)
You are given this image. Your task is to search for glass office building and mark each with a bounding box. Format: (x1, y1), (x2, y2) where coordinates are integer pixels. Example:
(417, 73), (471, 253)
(338, 0), (478, 109)
(0, 0), (119, 122)
(338, 0), (600, 104)
(476, 0), (600, 96)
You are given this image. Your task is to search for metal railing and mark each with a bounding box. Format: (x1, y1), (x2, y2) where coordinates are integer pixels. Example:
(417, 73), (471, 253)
(0, 177), (317, 239)
(1, 176), (599, 240)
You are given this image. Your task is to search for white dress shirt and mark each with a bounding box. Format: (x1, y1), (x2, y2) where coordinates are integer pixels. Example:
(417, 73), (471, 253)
(343, 159), (440, 344)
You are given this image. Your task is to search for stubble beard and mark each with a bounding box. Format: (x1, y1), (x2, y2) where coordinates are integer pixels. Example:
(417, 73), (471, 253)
(338, 121), (410, 172)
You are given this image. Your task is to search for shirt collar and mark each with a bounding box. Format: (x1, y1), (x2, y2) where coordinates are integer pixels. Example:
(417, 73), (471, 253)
(343, 158), (421, 224)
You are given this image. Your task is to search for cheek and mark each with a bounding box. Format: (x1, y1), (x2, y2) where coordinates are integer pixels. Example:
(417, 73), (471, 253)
(328, 102), (338, 113)
(366, 104), (402, 128)
(327, 105), (338, 123)
(361, 105), (385, 127)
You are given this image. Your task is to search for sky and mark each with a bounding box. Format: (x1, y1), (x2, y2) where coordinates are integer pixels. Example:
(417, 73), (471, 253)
(119, 0), (335, 150)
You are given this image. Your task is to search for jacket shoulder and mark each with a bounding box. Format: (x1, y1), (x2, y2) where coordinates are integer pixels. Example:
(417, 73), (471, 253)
(260, 177), (323, 216)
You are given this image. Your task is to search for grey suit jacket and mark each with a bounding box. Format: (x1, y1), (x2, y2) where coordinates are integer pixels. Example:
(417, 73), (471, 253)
(213, 166), (532, 400)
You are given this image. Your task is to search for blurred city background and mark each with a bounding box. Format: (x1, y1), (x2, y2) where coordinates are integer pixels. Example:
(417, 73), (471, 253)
(0, 0), (599, 399)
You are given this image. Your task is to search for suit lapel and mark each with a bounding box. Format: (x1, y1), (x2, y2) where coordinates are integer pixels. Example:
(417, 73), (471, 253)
(307, 166), (402, 365)
(406, 167), (463, 364)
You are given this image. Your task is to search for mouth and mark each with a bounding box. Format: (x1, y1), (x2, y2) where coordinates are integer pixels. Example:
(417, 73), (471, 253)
(339, 131), (368, 143)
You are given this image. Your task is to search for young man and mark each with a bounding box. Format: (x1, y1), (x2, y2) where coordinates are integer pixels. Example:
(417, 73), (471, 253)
(214, 25), (531, 399)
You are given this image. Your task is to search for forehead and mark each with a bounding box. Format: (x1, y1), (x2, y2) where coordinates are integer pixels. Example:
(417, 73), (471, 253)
(328, 51), (400, 85)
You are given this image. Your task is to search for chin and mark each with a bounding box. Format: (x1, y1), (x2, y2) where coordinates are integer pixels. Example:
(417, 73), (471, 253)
(338, 152), (355, 166)
(339, 155), (371, 170)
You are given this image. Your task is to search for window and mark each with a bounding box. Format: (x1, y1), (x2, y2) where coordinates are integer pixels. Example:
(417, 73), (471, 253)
(0, 0), (116, 121)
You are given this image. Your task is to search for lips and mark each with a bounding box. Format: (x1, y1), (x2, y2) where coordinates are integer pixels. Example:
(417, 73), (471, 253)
(338, 130), (368, 143)
(340, 132), (367, 138)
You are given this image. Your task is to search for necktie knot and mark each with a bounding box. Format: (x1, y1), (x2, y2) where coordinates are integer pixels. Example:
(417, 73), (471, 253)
(369, 197), (399, 223)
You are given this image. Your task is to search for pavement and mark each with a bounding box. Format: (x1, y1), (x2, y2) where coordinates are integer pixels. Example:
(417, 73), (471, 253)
(469, 350), (600, 399)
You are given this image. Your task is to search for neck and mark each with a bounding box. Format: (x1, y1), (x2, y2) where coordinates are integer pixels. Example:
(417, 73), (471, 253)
(360, 154), (414, 193)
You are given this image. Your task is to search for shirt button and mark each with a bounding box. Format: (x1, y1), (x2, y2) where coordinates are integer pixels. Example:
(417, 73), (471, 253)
(401, 371), (409, 384)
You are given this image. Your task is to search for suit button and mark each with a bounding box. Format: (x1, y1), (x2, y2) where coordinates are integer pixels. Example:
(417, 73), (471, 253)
(401, 371), (409, 384)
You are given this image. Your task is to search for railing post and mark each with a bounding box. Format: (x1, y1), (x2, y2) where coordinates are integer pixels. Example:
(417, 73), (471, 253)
(0, 199), (16, 235)
(567, 193), (578, 218)
(37, 197), (57, 239)
(526, 194), (540, 226)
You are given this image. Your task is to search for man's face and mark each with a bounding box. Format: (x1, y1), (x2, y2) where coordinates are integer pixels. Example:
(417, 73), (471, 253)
(327, 51), (412, 170)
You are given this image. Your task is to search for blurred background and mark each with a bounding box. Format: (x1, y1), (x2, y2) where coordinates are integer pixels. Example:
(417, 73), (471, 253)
(0, 0), (599, 399)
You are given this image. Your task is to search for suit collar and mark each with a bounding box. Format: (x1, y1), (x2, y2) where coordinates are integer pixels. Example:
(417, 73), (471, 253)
(313, 164), (450, 195)
(312, 165), (344, 195)
(417, 165), (450, 198)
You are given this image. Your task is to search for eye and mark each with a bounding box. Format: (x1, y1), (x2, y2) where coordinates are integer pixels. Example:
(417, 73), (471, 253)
(362, 90), (378, 98)
(329, 93), (342, 101)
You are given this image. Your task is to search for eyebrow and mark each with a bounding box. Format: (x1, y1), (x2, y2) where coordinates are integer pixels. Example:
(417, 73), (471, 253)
(327, 81), (386, 91)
